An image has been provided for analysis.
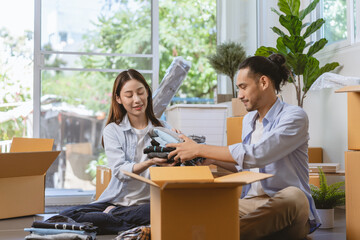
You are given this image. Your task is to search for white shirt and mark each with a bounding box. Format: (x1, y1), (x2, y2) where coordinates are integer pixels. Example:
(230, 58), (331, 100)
(244, 118), (266, 198)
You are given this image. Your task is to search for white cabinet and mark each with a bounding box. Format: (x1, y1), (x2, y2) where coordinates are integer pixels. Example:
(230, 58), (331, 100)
(165, 104), (229, 146)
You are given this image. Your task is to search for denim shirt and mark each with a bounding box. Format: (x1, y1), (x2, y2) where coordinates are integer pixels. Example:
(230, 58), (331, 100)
(229, 98), (321, 229)
(95, 114), (170, 206)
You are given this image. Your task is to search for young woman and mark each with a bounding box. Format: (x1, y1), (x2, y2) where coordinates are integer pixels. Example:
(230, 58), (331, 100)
(60, 69), (174, 234)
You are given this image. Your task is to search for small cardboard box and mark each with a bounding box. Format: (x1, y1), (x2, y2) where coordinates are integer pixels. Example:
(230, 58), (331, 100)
(308, 147), (323, 163)
(335, 85), (360, 150)
(124, 166), (272, 240)
(95, 165), (112, 200)
(227, 116), (243, 145)
(309, 175), (320, 188)
(345, 151), (360, 240)
(0, 137), (60, 219)
(232, 98), (247, 117)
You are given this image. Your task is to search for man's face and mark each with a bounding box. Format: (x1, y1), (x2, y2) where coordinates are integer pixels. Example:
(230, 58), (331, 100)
(236, 68), (263, 112)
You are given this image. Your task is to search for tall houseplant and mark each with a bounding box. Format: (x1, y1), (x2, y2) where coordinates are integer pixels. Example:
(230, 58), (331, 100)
(310, 168), (345, 228)
(207, 42), (247, 98)
(255, 0), (340, 107)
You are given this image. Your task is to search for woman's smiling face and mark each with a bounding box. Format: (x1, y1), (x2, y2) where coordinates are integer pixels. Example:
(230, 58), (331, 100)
(116, 78), (148, 118)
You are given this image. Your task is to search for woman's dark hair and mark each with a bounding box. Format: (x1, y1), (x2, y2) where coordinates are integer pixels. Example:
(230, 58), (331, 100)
(238, 54), (290, 92)
(102, 69), (162, 147)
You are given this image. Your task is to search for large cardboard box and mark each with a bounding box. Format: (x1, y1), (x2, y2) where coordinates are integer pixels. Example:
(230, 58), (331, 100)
(227, 116), (243, 145)
(124, 166), (272, 240)
(335, 85), (360, 150)
(0, 138), (60, 219)
(345, 151), (360, 240)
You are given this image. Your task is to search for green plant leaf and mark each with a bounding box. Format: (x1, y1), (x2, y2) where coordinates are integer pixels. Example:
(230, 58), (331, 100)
(276, 37), (288, 55)
(271, 26), (286, 37)
(318, 62), (340, 76)
(299, 0), (320, 20)
(279, 15), (302, 36)
(303, 18), (325, 39)
(310, 167), (346, 209)
(278, 0), (300, 16)
(307, 38), (328, 57)
(303, 57), (320, 90)
(271, 7), (282, 16)
(286, 52), (307, 75)
(255, 46), (278, 57)
(283, 35), (306, 54)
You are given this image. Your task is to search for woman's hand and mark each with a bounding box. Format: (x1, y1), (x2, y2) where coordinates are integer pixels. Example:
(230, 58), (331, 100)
(149, 157), (177, 167)
(171, 128), (182, 134)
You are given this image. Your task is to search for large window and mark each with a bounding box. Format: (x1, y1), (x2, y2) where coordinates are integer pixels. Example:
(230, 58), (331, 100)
(1, 0), (216, 199)
(33, 0), (216, 194)
(0, 1), (34, 142)
(35, 0), (156, 190)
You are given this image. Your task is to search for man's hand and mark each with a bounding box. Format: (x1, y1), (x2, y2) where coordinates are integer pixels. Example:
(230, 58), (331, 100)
(167, 135), (200, 163)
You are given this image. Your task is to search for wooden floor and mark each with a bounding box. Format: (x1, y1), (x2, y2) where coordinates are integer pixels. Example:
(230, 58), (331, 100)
(0, 207), (346, 240)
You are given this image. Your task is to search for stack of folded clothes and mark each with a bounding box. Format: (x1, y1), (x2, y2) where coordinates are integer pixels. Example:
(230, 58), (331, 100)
(143, 127), (206, 166)
(24, 215), (97, 240)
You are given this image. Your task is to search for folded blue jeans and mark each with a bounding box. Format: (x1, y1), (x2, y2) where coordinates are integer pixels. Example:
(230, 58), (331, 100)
(59, 202), (150, 235)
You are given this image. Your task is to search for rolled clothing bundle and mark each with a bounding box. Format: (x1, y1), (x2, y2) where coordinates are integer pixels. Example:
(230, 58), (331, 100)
(143, 127), (205, 166)
(24, 215), (97, 240)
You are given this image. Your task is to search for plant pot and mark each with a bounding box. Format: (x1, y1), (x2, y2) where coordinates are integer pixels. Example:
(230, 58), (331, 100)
(317, 208), (334, 229)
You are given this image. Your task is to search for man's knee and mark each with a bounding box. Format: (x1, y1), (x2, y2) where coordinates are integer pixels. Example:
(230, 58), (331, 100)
(272, 187), (309, 213)
(275, 186), (309, 214)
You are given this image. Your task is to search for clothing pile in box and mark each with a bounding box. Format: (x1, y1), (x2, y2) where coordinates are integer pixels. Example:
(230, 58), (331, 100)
(143, 127), (206, 166)
(24, 215), (97, 240)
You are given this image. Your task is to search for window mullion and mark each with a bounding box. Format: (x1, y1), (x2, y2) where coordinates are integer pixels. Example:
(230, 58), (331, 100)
(33, 0), (41, 138)
(151, 0), (159, 91)
(347, 0), (355, 44)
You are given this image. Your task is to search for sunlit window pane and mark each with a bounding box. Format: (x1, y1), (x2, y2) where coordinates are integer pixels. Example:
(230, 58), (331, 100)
(41, 0), (152, 54)
(323, 0), (347, 44)
(0, 1), (34, 142)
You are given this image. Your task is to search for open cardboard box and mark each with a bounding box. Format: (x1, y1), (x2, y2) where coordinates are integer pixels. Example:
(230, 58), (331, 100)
(0, 137), (60, 219)
(123, 166), (272, 240)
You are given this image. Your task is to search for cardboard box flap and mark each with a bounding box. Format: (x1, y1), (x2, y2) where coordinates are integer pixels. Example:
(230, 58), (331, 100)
(149, 166), (214, 187)
(335, 85), (360, 93)
(162, 182), (241, 190)
(10, 137), (54, 152)
(0, 151), (60, 178)
(214, 171), (273, 184)
(122, 170), (159, 187)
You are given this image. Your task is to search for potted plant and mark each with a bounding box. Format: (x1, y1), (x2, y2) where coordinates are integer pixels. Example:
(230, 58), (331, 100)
(310, 167), (345, 229)
(207, 41), (247, 99)
(255, 0), (340, 107)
